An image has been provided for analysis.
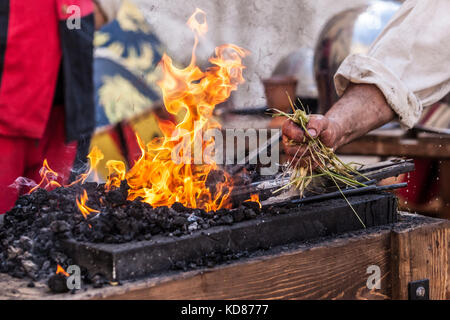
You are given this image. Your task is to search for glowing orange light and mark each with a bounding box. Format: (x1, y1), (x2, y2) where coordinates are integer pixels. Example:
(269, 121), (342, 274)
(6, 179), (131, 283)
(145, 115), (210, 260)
(56, 264), (69, 277)
(76, 190), (99, 219)
(68, 146), (104, 186)
(245, 194), (262, 209)
(28, 159), (61, 194)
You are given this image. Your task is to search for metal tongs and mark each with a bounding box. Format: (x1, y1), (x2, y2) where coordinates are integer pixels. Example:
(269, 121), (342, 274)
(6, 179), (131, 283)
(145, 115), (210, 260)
(231, 159), (414, 207)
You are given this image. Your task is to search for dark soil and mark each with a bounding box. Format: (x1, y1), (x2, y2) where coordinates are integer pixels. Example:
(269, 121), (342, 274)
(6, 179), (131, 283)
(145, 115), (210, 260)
(0, 179), (264, 287)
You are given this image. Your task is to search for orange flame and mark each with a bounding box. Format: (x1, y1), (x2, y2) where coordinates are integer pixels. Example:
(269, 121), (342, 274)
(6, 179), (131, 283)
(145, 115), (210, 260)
(103, 9), (249, 211)
(105, 160), (126, 191)
(27, 9), (249, 213)
(56, 264), (69, 277)
(76, 189), (99, 219)
(68, 146), (104, 186)
(30, 146), (104, 193)
(245, 194), (262, 209)
(28, 159), (61, 193)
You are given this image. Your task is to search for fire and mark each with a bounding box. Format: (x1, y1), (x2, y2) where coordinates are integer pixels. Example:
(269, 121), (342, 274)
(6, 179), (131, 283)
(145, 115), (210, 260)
(28, 159), (61, 194)
(105, 160), (126, 191)
(56, 264), (69, 277)
(68, 146), (104, 186)
(29, 146), (104, 193)
(245, 194), (262, 209)
(27, 9), (249, 213)
(76, 189), (99, 219)
(103, 9), (249, 211)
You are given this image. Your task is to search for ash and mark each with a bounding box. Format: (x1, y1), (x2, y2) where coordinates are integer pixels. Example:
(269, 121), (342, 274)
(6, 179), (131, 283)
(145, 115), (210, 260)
(0, 180), (264, 283)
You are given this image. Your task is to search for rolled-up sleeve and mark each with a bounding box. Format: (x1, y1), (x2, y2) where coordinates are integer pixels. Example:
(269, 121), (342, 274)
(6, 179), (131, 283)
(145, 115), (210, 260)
(334, 0), (450, 128)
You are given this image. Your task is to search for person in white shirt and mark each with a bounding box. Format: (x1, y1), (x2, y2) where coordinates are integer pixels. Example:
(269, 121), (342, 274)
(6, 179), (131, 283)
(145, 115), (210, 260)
(282, 0), (450, 160)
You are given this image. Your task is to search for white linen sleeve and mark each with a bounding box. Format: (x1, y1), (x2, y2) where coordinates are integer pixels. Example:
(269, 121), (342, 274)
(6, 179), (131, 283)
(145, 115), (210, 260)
(334, 0), (450, 128)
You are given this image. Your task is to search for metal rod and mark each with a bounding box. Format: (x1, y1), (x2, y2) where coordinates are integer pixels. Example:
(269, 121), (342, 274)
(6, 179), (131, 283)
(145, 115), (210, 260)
(263, 182), (407, 208)
(292, 185), (378, 204)
(229, 130), (282, 175)
(375, 182), (408, 191)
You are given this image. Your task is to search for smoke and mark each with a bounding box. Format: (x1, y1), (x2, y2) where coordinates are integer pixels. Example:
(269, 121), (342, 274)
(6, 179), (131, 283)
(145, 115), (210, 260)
(9, 177), (38, 191)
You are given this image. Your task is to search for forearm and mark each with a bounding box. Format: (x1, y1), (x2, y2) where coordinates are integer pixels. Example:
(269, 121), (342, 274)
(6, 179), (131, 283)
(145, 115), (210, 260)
(326, 84), (395, 148)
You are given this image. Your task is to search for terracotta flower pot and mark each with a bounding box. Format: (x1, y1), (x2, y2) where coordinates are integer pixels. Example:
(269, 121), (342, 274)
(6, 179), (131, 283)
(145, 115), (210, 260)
(262, 75), (298, 112)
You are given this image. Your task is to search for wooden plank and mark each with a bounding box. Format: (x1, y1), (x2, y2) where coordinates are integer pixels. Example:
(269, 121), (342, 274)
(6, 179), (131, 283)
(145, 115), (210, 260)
(0, 273), (49, 300)
(390, 216), (450, 300)
(83, 215), (449, 300)
(84, 229), (393, 300)
(337, 132), (450, 159)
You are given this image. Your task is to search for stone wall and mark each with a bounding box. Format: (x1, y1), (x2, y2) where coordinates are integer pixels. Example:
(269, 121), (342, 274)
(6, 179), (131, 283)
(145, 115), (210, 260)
(134, 0), (370, 107)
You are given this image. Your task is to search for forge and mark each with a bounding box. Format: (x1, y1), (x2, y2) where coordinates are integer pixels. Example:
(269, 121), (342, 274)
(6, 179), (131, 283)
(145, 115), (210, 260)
(57, 159), (412, 281)
(0, 154), (413, 285)
(63, 192), (397, 281)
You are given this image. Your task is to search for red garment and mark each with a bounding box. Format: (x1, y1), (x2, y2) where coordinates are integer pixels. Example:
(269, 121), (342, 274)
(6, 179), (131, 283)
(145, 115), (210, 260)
(0, 0), (94, 139)
(0, 0), (61, 139)
(396, 102), (445, 205)
(397, 159), (439, 205)
(0, 107), (77, 214)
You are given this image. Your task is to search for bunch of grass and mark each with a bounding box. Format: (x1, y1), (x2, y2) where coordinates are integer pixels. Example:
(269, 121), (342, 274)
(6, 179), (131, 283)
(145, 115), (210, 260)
(273, 97), (369, 228)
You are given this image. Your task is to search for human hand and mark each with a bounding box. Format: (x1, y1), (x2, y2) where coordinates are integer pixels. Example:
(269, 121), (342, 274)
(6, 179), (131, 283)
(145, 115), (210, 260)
(281, 115), (343, 164)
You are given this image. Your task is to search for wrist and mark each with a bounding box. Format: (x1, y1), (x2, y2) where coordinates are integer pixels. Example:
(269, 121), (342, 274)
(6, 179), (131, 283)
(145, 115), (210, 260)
(327, 118), (346, 150)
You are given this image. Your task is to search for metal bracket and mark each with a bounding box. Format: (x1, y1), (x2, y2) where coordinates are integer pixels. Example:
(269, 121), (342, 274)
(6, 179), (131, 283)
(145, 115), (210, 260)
(408, 279), (430, 300)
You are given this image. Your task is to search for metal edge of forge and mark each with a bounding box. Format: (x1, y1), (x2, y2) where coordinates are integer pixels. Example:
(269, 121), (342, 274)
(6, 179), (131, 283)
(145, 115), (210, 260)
(62, 192), (397, 281)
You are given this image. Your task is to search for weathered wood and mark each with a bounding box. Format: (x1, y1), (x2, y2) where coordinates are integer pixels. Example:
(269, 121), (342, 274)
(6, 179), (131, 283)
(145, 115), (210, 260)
(0, 273), (49, 300)
(91, 230), (393, 300)
(391, 217), (450, 300)
(337, 129), (450, 159)
(84, 214), (450, 300)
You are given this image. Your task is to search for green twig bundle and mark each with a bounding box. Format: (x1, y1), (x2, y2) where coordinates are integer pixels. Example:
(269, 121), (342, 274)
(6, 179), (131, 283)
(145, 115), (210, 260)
(273, 97), (369, 228)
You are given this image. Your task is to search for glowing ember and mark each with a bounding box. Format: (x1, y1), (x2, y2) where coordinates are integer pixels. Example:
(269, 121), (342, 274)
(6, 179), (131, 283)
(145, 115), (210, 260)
(56, 264), (69, 277)
(76, 189), (99, 219)
(245, 194), (262, 209)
